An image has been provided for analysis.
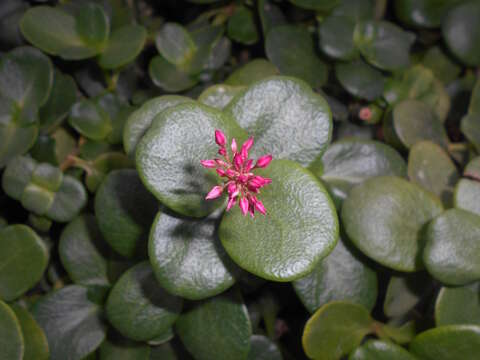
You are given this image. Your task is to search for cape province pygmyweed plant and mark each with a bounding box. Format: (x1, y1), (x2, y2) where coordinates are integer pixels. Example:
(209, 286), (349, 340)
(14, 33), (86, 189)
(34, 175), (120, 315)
(1, 1), (480, 360)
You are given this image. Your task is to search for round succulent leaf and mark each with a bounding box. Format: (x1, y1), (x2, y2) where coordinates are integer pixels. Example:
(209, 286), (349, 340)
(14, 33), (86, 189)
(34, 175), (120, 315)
(386, 100), (448, 150)
(422, 46), (462, 85)
(176, 291), (251, 360)
(20, 5), (108, 60)
(247, 335), (282, 360)
(226, 76), (332, 166)
(408, 141), (459, 206)
(99, 25), (147, 69)
(59, 214), (110, 287)
(11, 304), (49, 360)
(148, 55), (197, 93)
(383, 272), (432, 317)
(0, 224), (48, 301)
(156, 23), (196, 66)
(460, 113), (480, 153)
(225, 59), (278, 86)
(147, 326), (174, 346)
(136, 102), (247, 218)
(198, 84), (244, 110)
(220, 160), (338, 281)
(289, 0), (339, 11)
(454, 179), (480, 216)
(394, 0), (461, 28)
(342, 176), (443, 272)
(33, 285), (107, 360)
(149, 343), (178, 360)
(423, 208), (480, 285)
(84, 152), (133, 193)
(319, 15), (358, 61)
(99, 336), (150, 360)
(0, 300), (24, 360)
(39, 69), (77, 133)
(123, 95), (194, 158)
(383, 65), (450, 123)
(442, 1), (480, 66)
(106, 262), (183, 342)
(149, 209), (237, 300)
(95, 169), (157, 258)
(331, 0), (375, 20)
(265, 26), (327, 88)
(0, 117), (39, 168)
(227, 6), (258, 45)
(69, 98), (112, 142)
(0, 46), (54, 110)
(293, 237), (377, 313)
(410, 325), (480, 360)
(313, 139), (407, 203)
(258, 0), (286, 37)
(349, 339), (417, 360)
(2, 155), (36, 199)
(45, 175), (87, 223)
(302, 301), (374, 360)
(435, 283), (480, 326)
(335, 59), (385, 101)
(353, 20), (415, 71)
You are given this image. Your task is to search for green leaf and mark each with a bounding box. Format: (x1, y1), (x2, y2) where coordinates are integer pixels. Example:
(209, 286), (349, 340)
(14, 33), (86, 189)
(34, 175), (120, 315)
(136, 102), (247, 218)
(265, 26), (328, 88)
(383, 65), (450, 123)
(383, 272), (432, 317)
(69, 98), (112, 141)
(349, 339), (417, 360)
(220, 160), (338, 281)
(313, 139), (407, 203)
(394, 0), (461, 28)
(0, 224), (48, 301)
(354, 20), (415, 71)
(156, 23), (196, 66)
(435, 283), (480, 326)
(442, 1), (480, 66)
(176, 291), (251, 360)
(33, 285), (107, 360)
(106, 262), (183, 342)
(342, 176), (443, 272)
(85, 152), (134, 193)
(302, 301), (374, 360)
(39, 69), (77, 133)
(99, 25), (147, 69)
(198, 84), (244, 110)
(149, 209), (237, 300)
(319, 15), (358, 60)
(227, 6), (258, 45)
(59, 214), (110, 287)
(423, 208), (480, 285)
(335, 59), (385, 100)
(20, 4), (109, 60)
(460, 113), (480, 152)
(123, 95), (194, 158)
(293, 237), (378, 313)
(454, 179), (480, 216)
(225, 59), (278, 86)
(289, 0), (339, 11)
(384, 100), (448, 150)
(148, 55), (197, 93)
(258, 0), (286, 37)
(0, 300), (24, 360)
(45, 174), (88, 222)
(226, 76), (332, 166)
(422, 46), (462, 84)
(11, 304), (49, 360)
(0, 115), (38, 168)
(410, 325), (480, 360)
(247, 335), (282, 360)
(99, 335), (150, 360)
(95, 169), (158, 258)
(408, 141), (459, 206)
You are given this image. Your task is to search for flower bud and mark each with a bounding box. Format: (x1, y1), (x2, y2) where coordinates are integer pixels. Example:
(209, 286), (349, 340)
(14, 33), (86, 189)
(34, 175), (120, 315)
(255, 154), (273, 168)
(215, 130), (226, 147)
(205, 186), (223, 200)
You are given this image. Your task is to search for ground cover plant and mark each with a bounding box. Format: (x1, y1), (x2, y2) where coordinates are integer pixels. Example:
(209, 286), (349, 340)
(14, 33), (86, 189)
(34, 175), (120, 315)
(1, 0), (480, 359)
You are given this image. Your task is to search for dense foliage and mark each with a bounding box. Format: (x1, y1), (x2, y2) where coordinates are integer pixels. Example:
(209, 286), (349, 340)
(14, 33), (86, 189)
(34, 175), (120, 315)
(1, 0), (480, 359)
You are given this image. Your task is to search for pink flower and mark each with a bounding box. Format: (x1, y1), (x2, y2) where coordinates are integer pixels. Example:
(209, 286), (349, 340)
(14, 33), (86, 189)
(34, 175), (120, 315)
(201, 130), (273, 217)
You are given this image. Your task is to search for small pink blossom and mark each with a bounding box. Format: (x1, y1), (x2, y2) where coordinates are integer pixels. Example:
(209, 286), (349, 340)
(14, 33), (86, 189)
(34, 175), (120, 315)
(201, 129), (273, 217)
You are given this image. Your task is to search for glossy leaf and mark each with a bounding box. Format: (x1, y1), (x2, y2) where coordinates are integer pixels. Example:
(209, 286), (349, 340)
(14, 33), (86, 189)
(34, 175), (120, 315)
(0, 300), (24, 360)
(384, 273), (432, 317)
(225, 59), (278, 86)
(156, 23), (196, 66)
(198, 84), (244, 110)
(228, 6), (258, 45)
(335, 59), (384, 100)
(99, 25), (147, 69)
(220, 160), (338, 281)
(350, 339), (417, 360)
(99, 336), (150, 360)
(148, 55), (197, 93)
(247, 335), (282, 360)
(454, 179), (480, 216)
(342, 176), (443, 272)
(106, 262), (183, 342)
(319, 15), (357, 60)
(435, 283), (480, 326)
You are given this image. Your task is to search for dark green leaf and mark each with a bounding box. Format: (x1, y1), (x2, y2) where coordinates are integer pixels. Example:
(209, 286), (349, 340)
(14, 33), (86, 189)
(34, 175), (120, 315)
(148, 55), (197, 93)
(99, 25), (147, 69)
(335, 59), (384, 100)
(349, 339), (417, 360)
(247, 335), (282, 360)
(319, 15), (358, 60)
(227, 6), (258, 45)
(0, 300), (24, 360)
(156, 23), (196, 66)
(435, 283), (480, 326)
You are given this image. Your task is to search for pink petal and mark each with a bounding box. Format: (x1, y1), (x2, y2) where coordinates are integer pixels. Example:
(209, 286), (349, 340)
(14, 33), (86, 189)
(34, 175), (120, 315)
(239, 197), (249, 216)
(205, 186), (223, 200)
(226, 196), (236, 211)
(245, 159), (254, 171)
(200, 160), (217, 168)
(215, 159), (228, 167)
(226, 169), (236, 178)
(227, 182), (237, 194)
(218, 148), (227, 156)
(233, 153), (243, 170)
(255, 154), (273, 168)
(231, 138), (237, 153)
(254, 199), (266, 215)
(242, 137), (254, 152)
(215, 130), (226, 147)
(216, 168), (226, 177)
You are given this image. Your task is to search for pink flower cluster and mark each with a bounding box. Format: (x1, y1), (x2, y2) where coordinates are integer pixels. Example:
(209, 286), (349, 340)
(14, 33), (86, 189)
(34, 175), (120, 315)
(201, 129), (273, 217)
